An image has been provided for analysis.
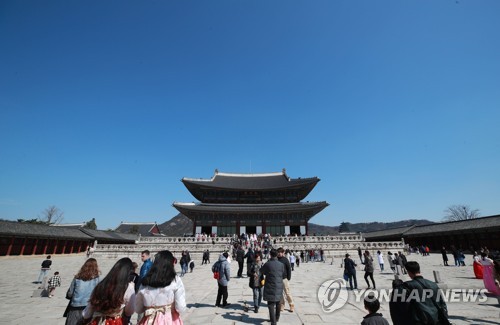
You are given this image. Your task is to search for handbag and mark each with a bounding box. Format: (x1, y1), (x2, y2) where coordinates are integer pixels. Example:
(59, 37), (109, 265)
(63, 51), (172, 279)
(63, 279), (76, 317)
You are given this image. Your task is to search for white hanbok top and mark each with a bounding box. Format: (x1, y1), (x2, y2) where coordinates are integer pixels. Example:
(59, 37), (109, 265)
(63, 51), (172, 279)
(135, 275), (187, 315)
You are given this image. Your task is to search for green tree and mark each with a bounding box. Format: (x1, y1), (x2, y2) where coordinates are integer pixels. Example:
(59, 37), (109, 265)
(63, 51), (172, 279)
(17, 218), (46, 224)
(339, 221), (351, 233)
(84, 218), (97, 230)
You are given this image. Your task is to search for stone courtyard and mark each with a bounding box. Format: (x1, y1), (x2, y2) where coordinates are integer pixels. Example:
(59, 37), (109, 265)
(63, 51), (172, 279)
(0, 252), (498, 324)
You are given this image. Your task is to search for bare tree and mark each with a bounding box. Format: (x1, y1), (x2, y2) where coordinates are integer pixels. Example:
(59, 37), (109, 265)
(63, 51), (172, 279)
(443, 204), (480, 222)
(40, 205), (64, 224)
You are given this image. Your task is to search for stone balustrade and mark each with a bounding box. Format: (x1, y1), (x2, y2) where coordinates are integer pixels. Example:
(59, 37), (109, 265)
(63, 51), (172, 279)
(94, 235), (404, 260)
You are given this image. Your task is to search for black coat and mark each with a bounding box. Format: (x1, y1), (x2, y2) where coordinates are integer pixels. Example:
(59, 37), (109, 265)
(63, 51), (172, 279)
(261, 258), (286, 302)
(278, 256), (292, 280)
(344, 257), (357, 275)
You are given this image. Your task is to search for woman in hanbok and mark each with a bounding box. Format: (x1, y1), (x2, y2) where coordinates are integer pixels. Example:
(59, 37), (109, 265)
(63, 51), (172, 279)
(136, 250), (187, 325)
(82, 258), (135, 325)
(472, 252), (483, 279)
(480, 253), (500, 295)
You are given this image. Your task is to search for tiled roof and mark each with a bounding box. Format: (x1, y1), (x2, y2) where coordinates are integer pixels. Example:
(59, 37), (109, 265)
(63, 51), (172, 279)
(115, 222), (162, 237)
(363, 225), (415, 240)
(79, 228), (137, 243)
(404, 215), (500, 236)
(182, 170), (319, 190)
(0, 220), (92, 240)
(51, 222), (86, 229)
(173, 201), (329, 214)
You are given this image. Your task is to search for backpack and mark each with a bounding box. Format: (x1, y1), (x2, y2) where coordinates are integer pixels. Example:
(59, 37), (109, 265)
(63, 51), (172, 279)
(212, 261), (222, 280)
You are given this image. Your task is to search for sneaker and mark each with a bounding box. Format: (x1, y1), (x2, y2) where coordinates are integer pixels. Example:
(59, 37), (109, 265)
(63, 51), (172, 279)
(222, 303), (231, 307)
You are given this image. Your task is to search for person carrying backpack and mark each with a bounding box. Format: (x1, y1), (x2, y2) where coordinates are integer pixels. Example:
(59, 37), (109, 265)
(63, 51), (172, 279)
(213, 252), (231, 307)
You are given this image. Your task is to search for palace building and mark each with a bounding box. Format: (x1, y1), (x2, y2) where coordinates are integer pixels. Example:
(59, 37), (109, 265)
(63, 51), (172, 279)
(172, 169), (329, 236)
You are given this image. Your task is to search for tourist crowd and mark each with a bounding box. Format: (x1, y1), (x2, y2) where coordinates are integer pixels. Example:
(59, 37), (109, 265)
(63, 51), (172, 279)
(34, 238), (500, 325)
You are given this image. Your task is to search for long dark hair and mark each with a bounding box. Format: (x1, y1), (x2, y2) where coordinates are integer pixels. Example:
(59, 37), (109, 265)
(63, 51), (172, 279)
(141, 250), (177, 288)
(89, 257), (133, 314)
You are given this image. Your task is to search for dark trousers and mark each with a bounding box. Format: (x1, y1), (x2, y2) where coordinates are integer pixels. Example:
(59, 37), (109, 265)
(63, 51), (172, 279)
(348, 273), (357, 289)
(364, 271), (375, 288)
(237, 261), (244, 277)
(216, 283), (228, 306)
(267, 301), (281, 325)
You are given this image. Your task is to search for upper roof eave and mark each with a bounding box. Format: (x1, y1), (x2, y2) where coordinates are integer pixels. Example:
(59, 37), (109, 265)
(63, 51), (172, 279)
(181, 170), (319, 191)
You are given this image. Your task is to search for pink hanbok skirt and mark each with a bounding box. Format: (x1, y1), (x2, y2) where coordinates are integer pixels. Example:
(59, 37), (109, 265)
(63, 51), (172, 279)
(482, 264), (500, 295)
(138, 306), (183, 325)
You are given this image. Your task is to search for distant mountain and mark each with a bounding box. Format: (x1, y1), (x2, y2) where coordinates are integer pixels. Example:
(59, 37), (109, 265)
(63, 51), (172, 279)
(159, 213), (193, 236)
(309, 219), (435, 235)
(159, 214), (434, 236)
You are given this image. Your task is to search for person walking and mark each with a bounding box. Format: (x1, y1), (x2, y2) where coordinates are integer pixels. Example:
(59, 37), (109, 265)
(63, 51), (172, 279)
(140, 250), (153, 281)
(214, 252), (231, 307)
(398, 251), (408, 274)
(377, 251), (385, 271)
(135, 250), (187, 324)
(289, 253), (296, 271)
(358, 247), (363, 263)
(180, 251), (189, 277)
(36, 255), (52, 284)
(261, 249), (286, 325)
(64, 258), (100, 325)
(249, 254), (264, 313)
(361, 293), (390, 325)
(441, 247), (449, 266)
(344, 253), (358, 290)
(277, 247), (294, 312)
(387, 252), (395, 273)
(363, 251), (376, 289)
(236, 245), (245, 277)
(47, 271), (61, 297)
(81, 258), (135, 325)
(245, 247), (256, 277)
(390, 261), (449, 325)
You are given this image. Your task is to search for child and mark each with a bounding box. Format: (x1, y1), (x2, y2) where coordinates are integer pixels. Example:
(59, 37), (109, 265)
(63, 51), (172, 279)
(189, 260), (195, 272)
(47, 271), (61, 298)
(361, 293), (389, 325)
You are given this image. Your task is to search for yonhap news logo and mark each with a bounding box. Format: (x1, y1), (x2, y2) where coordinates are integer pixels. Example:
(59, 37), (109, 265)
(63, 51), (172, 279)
(317, 278), (489, 313)
(317, 278), (348, 313)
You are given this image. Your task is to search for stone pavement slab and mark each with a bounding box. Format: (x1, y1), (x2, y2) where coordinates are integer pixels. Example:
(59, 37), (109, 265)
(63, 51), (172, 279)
(0, 252), (499, 324)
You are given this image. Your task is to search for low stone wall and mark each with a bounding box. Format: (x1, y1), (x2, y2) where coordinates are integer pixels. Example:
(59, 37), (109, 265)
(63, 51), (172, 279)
(94, 235), (404, 262)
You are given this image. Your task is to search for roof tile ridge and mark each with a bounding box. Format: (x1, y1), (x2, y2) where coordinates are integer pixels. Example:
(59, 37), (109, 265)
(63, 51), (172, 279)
(120, 222), (156, 225)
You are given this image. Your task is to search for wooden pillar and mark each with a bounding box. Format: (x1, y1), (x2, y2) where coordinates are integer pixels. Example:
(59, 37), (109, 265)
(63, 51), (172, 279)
(32, 238), (38, 255)
(69, 240), (74, 254)
(19, 238), (27, 255)
(6, 237), (14, 256)
(52, 239), (58, 254)
(61, 240), (67, 254)
(43, 239), (48, 255)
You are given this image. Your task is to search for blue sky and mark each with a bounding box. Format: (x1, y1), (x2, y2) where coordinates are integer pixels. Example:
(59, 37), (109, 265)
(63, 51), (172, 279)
(1, 1), (499, 230)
